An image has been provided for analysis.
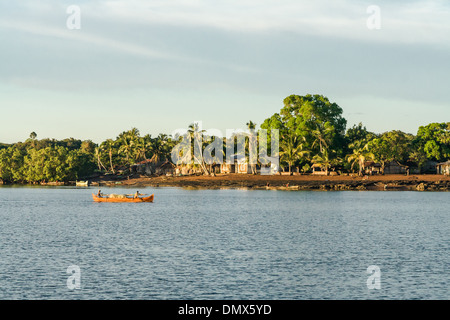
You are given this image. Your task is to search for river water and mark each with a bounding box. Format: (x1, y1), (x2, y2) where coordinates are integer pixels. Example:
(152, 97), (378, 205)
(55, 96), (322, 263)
(0, 186), (448, 300)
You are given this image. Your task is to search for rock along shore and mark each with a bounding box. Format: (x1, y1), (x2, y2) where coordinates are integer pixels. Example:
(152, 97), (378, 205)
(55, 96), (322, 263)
(86, 173), (450, 192)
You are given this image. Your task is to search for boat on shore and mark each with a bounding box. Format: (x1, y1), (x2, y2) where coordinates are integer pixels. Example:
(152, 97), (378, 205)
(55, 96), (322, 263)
(76, 181), (89, 187)
(92, 193), (154, 203)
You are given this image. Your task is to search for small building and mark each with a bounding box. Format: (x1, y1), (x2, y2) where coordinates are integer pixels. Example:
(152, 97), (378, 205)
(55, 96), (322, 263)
(404, 160), (437, 174)
(259, 156), (280, 175)
(220, 163), (236, 174)
(422, 160), (438, 174)
(220, 155), (255, 174)
(364, 161), (382, 175)
(311, 164), (341, 176)
(237, 162), (253, 174)
(384, 161), (408, 175)
(131, 159), (153, 175)
(131, 159), (175, 176)
(311, 164), (328, 175)
(175, 165), (191, 176)
(436, 161), (450, 175)
(154, 160), (175, 175)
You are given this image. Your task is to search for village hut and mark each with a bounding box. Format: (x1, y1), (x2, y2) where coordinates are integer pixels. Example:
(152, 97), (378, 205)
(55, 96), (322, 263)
(436, 161), (450, 175)
(422, 160), (438, 174)
(131, 159), (176, 176)
(220, 154), (254, 174)
(364, 161), (382, 175)
(311, 164), (328, 176)
(259, 156), (280, 175)
(130, 159), (153, 175)
(220, 163), (235, 174)
(154, 160), (176, 175)
(384, 161), (409, 175)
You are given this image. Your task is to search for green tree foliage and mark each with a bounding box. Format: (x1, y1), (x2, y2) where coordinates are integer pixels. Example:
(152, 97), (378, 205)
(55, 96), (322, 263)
(346, 140), (374, 176)
(279, 132), (309, 174)
(345, 123), (376, 174)
(0, 98), (449, 182)
(345, 123), (376, 149)
(280, 94), (347, 153)
(312, 149), (341, 176)
(367, 130), (414, 173)
(0, 144), (96, 183)
(415, 123), (450, 161)
(261, 94), (347, 171)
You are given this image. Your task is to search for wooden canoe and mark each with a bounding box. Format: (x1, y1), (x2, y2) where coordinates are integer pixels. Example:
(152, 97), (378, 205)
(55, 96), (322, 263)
(92, 194), (154, 203)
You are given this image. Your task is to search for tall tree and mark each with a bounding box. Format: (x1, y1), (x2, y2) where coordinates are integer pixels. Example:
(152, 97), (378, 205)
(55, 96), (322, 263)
(261, 94), (347, 160)
(280, 133), (309, 174)
(117, 128), (140, 165)
(187, 123), (210, 175)
(312, 149), (340, 176)
(281, 94), (347, 154)
(368, 131), (413, 173)
(415, 123), (450, 161)
(29, 132), (37, 140)
(346, 140), (374, 176)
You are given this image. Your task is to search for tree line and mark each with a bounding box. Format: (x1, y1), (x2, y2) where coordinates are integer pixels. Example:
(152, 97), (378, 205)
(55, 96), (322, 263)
(0, 130), (176, 183)
(0, 94), (449, 183)
(261, 94), (449, 175)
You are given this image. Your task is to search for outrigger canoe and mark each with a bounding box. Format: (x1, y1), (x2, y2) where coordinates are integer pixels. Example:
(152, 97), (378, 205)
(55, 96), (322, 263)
(92, 194), (154, 203)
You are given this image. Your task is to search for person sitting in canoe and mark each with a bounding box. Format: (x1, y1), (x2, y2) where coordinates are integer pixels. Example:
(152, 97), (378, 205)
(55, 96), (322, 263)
(97, 189), (102, 198)
(134, 191), (140, 199)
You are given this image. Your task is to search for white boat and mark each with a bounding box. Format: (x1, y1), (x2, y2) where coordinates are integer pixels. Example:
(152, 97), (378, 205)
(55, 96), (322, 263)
(76, 181), (89, 187)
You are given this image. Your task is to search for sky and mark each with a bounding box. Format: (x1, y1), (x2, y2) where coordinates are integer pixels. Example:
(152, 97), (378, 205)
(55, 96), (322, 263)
(1, 0), (449, 144)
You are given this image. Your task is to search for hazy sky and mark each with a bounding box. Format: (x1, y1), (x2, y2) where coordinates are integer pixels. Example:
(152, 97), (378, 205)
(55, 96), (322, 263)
(1, 0), (449, 143)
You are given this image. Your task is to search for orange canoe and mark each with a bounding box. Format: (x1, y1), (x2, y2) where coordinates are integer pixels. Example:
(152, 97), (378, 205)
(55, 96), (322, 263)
(92, 194), (154, 203)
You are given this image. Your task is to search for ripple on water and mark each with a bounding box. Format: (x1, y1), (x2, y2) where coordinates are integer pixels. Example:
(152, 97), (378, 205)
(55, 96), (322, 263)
(0, 187), (448, 300)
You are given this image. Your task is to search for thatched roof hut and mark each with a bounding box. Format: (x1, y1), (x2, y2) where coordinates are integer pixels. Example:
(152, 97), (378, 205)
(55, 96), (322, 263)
(436, 160), (450, 175)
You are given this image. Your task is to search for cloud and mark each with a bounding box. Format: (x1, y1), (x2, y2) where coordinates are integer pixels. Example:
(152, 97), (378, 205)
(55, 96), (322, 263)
(0, 19), (182, 62)
(1, 1), (449, 106)
(83, 0), (450, 46)
(3, 0), (450, 46)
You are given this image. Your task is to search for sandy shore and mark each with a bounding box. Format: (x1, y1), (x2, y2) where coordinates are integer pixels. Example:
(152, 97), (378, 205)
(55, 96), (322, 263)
(89, 173), (450, 191)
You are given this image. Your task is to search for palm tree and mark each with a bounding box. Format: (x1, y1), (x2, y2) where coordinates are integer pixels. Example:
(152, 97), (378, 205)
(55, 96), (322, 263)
(311, 122), (334, 154)
(29, 132), (37, 140)
(187, 123), (210, 175)
(312, 149), (340, 176)
(29, 132), (37, 149)
(346, 141), (374, 176)
(117, 128), (140, 165)
(245, 121), (258, 173)
(118, 140), (133, 164)
(246, 120), (256, 130)
(149, 134), (167, 164)
(135, 137), (149, 162)
(106, 139), (116, 174)
(94, 147), (107, 171)
(99, 139), (116, 174)
(280, 133), (309, 174)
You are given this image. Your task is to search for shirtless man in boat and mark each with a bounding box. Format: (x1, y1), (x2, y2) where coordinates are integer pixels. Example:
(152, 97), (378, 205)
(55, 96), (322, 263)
(97, 190), (102, 198)
(134, 191), (140, 199)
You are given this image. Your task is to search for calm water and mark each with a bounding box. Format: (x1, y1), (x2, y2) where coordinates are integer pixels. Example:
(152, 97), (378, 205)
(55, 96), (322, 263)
(0, 186), (448, 300)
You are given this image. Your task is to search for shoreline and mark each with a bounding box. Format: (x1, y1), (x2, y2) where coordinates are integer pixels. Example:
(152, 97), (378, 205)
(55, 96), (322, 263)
(3, 174), (449, 191)
(87, 173), (450, 191)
